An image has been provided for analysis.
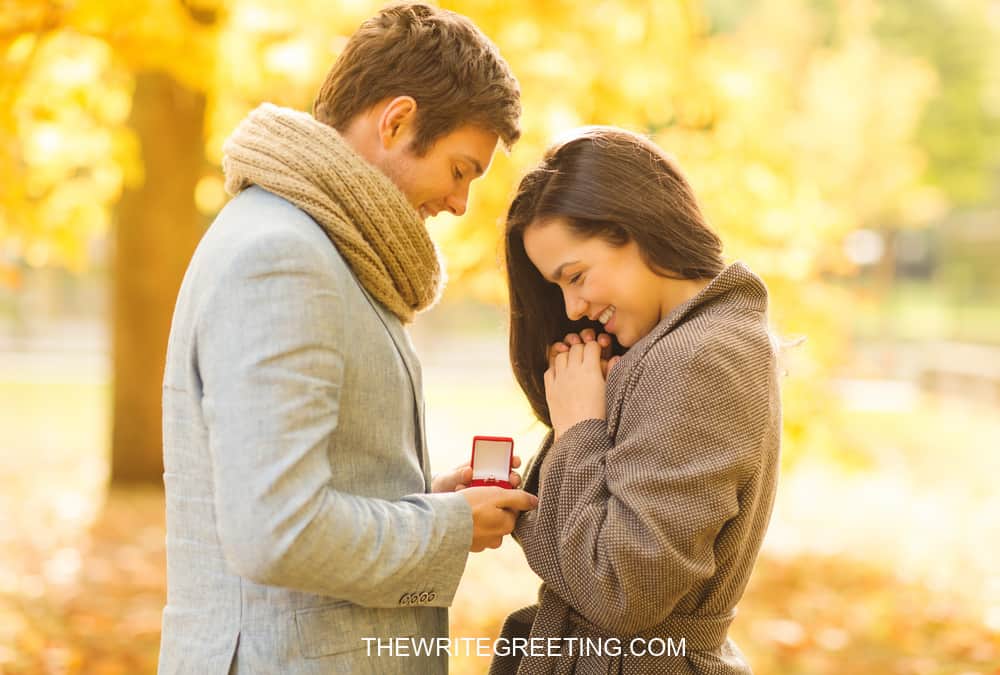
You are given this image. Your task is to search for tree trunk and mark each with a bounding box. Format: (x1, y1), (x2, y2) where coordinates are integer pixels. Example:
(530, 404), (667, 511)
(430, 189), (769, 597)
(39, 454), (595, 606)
(111, 71), (205, 484)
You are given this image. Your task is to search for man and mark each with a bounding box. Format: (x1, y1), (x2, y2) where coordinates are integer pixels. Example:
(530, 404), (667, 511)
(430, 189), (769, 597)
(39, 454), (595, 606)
(158, 4), (535, 673)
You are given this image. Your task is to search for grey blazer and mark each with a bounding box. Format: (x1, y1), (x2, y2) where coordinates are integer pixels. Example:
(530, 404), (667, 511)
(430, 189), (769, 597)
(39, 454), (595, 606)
(159, 186), (472, 675)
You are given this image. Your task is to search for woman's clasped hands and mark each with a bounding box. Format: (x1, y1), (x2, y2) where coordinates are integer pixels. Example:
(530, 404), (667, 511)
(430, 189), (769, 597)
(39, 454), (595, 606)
(545, 329), (622, 441)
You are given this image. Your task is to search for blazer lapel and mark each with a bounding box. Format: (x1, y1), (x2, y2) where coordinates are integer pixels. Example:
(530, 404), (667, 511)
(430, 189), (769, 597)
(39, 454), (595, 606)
(355, 285), (429, 484)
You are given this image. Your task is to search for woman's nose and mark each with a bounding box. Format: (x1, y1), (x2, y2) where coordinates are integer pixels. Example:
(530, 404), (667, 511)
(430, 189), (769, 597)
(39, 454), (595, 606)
(563, 290), (587, 321)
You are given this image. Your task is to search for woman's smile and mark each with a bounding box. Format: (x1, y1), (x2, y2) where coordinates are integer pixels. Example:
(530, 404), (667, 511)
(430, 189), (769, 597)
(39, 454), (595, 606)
(598, 305), (617, 332)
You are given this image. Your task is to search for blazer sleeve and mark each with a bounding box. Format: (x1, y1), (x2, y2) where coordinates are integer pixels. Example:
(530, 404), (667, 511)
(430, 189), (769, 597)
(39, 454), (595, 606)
(196, 228), (472, 607)
(513, 328), (770, 634)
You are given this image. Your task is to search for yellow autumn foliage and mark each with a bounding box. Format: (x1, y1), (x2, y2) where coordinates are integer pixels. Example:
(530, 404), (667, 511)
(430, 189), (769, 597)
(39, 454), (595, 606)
(0, 0), (953, 464)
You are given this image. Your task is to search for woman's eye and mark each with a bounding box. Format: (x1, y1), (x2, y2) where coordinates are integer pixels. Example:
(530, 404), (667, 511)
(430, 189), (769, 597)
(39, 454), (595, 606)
(569, 273), (582, 285)
(453, 168), (464, 181)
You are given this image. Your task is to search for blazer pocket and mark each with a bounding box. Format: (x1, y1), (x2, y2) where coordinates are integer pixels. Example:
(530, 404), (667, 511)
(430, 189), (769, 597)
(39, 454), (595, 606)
(295, 602), (420, 659)
(295, 602), (363, 658)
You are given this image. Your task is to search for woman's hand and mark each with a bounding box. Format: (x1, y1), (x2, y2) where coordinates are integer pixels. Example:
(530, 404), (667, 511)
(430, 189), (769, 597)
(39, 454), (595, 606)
(547, 329), (621, 378)
(545, 338), (611, 441)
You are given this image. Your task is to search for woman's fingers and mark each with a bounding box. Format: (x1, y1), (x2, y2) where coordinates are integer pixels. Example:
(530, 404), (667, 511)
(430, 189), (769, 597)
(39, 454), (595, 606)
(597, 333), (612, 359)
(552, 332), (617, 370)
(548, 340), (570, 367)
(552, 349), (570, 373)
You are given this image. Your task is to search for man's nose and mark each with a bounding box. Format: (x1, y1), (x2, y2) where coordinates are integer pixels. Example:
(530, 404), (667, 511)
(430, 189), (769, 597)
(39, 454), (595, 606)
(445, 185), (469, 216)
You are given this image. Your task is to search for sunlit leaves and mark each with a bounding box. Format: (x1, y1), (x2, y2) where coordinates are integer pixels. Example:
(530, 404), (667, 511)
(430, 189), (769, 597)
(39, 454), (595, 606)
(0, 0), (992, 464)
(1, 30), (136, 273)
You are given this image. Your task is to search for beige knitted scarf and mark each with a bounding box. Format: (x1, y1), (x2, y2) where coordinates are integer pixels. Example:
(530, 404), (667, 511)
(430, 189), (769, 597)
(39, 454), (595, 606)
(222, 103), (444, 323)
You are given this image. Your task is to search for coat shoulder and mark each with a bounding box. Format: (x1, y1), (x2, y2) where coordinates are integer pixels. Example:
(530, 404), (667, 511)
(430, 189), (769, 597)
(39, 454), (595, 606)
(195, 186), (356, 288)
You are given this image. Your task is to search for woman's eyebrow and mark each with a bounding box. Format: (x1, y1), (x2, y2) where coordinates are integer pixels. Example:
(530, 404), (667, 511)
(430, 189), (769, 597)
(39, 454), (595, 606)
(546, 260), (580, 282)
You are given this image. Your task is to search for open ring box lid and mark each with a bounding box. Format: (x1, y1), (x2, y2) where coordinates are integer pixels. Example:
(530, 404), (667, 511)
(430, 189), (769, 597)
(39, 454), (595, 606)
(469, 436), (514, 489)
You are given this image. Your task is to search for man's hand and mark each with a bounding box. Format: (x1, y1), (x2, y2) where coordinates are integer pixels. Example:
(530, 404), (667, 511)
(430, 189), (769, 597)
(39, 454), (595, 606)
(459, 486), (538, 551)
(431, 455), (524, 493)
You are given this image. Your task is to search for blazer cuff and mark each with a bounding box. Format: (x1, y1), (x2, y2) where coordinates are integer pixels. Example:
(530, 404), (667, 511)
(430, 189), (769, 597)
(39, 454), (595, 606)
(406, 491), (472, 607)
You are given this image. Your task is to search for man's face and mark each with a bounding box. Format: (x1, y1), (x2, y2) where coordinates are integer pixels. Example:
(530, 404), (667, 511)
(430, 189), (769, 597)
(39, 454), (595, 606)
(377, 124), (499, 220)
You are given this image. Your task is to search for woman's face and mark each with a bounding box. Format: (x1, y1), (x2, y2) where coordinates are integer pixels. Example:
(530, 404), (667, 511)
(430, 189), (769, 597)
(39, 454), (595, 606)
(522, 218), (670, 348)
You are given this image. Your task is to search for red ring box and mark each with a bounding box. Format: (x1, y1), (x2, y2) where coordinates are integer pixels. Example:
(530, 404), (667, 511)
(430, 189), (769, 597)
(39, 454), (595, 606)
(468, 435), (514, 489)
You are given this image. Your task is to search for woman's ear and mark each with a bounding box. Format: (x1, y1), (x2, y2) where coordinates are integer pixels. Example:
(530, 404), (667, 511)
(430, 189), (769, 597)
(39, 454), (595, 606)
(377, 96), (417, 150)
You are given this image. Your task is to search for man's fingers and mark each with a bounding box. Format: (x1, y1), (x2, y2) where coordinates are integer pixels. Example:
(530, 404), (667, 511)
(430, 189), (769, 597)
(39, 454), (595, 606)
(580, 328), (596, 342)
(495, 490), (539, 511)
(511, 455), (522, 469)
(563, 332), (582, 346)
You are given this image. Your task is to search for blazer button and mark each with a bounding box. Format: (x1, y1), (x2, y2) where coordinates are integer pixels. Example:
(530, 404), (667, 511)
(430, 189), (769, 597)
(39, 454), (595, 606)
(399, 593), (411, 606)
(418, 592), (429, 603)
(428, 592), (436, 602)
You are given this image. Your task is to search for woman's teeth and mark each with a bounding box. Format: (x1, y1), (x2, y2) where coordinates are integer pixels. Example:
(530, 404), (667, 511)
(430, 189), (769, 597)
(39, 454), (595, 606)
(598, 306), (615, 325)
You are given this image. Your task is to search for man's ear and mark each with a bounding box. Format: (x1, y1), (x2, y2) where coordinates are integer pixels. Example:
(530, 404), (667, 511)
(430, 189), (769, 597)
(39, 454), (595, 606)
(378, 96), (417, 149)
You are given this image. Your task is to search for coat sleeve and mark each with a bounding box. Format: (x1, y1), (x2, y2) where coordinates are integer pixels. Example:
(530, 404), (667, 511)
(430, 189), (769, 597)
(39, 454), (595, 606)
(513, 327), (771, 634)
(196, 228), (471, 607)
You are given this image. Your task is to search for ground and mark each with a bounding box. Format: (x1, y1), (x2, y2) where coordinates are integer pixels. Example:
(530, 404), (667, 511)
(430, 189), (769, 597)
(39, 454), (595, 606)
(1, 367), (998, 674)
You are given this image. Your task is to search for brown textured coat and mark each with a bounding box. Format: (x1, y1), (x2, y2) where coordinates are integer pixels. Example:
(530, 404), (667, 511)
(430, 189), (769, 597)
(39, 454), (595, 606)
(490, 262), (781, 675)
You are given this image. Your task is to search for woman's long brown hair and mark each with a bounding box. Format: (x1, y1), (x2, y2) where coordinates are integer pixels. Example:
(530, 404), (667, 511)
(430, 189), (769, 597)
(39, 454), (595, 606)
(505, 126), (725, 427)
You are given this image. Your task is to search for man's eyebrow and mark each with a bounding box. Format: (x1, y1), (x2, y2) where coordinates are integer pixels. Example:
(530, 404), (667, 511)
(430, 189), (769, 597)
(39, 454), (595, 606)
(459, 154), (484, 176)
(546, 260), (579, 283)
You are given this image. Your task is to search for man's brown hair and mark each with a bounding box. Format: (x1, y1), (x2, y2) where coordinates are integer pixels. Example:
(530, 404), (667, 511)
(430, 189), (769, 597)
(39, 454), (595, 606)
(314, 2), (521, 154)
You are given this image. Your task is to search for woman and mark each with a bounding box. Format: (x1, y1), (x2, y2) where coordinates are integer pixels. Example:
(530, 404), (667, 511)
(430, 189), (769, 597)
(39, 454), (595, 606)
(491, 127), (780, 675)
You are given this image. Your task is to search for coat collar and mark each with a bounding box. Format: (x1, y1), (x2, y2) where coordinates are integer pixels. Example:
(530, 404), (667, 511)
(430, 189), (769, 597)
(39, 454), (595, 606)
(604, 261), (768, 437)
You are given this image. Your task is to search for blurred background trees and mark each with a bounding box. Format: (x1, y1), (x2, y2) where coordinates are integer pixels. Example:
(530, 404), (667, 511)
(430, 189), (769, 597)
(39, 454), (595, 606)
(7, 0), (996, 482)
(3, 1), (1000, 672)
